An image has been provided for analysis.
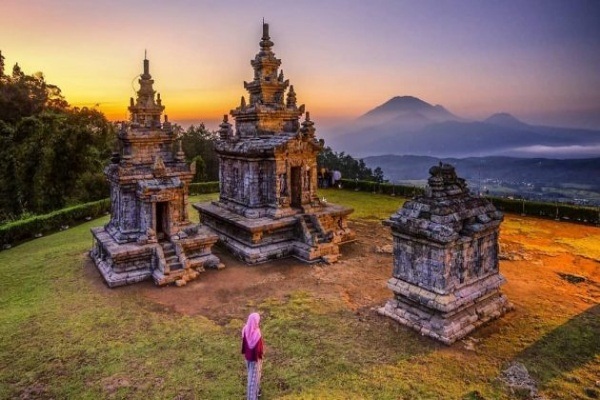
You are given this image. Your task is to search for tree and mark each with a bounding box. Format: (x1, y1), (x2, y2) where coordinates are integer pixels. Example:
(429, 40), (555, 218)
(317, 146), (377, 181)
(0, 63), (68, 124)
(374, 167), (385, 183)
(0, 121), (21, 220)
(0, 53), (113, 221)
(181, 124), (219, 181)
(191, 155), (207, 183)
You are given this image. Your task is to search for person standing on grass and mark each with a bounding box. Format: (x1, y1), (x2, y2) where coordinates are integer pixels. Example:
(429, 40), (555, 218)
(242, 312), (264, 399)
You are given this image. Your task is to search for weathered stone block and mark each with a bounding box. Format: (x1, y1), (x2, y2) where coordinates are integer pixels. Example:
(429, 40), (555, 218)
(379, 163), (512, 344)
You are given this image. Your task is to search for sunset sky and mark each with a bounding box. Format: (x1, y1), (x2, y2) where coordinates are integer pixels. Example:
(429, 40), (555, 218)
(2, 0), (599, 131)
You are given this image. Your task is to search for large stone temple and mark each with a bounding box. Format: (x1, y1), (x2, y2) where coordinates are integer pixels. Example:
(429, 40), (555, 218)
(90, 56), (221, 287)
(194, 23), (355, 264)
(379, 163), (511, 344)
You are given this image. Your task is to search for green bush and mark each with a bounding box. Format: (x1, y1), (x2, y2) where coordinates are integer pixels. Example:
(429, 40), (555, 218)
(488, 197), (599, 224)
(189, 181), (219, 195)
(340, 178), (425, 197)
(0, 198), (110, 248)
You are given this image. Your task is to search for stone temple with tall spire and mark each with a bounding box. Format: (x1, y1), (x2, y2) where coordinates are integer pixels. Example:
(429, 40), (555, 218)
(90, 55), (222, 287)
(195, 23), (355, 264)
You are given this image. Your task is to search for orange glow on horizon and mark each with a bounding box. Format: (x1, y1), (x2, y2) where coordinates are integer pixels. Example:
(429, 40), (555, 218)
(2, 1), (598, 130)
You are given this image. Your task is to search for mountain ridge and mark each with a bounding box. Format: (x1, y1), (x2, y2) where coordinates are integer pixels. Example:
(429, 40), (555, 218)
(329, 96), (600, 159)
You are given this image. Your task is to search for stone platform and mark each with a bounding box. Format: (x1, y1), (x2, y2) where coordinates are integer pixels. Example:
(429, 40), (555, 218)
(91, 225), (221, 287)
(379, 275), (511, 344)
(194, 201), (355, 264)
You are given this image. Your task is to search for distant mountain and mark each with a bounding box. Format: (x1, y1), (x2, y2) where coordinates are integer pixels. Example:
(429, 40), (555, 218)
(484, 113), (530, 129)
(358, 96), (460, 126)
(329, 96), (600, 159)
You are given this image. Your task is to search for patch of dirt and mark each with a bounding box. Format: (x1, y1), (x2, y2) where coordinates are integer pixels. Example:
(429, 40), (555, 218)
(19, 383), (47, 400)
(84, 216), (600, 326)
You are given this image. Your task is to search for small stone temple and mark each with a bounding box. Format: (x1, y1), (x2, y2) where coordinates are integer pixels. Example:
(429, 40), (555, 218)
(378, 163), (511, 344)
(194, 23), (355, 264)
(90, 56), (221, 287)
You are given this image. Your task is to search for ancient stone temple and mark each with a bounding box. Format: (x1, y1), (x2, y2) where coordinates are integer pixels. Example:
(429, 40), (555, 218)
(90, 56), (221, 287)
(378, 163), (511, 344)
(194, 23), (355, 264)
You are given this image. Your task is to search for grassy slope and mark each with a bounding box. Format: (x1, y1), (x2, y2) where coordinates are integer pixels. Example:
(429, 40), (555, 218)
(0, 191), (598, 399)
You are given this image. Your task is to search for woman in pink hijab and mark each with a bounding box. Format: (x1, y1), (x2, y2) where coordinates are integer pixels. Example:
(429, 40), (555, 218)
(242, 312), (263, 399)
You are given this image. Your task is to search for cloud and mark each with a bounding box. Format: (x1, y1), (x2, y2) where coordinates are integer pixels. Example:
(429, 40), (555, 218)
(510, 144), (600, 157)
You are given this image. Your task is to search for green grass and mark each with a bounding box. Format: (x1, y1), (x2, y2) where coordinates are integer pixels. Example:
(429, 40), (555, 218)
(0, 191), (598, 399)
(317, 188), (405, 220)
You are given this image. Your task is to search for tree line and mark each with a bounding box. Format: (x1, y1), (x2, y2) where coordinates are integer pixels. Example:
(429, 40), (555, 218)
(317, 146), (384, 183)
(0, 53), (114, 222)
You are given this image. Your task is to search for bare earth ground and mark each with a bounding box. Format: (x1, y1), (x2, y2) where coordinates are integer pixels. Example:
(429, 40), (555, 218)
(85, 215), (599, 329)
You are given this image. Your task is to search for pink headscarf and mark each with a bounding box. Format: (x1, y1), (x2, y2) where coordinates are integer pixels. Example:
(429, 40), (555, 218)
(242, 312), (262, 349)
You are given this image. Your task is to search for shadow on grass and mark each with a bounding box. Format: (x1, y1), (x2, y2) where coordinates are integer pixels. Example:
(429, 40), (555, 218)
(516, 304), (600, 383)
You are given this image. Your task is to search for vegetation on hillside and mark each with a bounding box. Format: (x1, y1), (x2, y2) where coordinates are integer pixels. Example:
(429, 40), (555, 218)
(317, 146), (384, 182)
(0, 53), (113, 222)
(181, 124), (219, 182)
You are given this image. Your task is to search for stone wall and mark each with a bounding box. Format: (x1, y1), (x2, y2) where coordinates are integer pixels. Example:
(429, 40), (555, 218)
(379, 163), (511, 344)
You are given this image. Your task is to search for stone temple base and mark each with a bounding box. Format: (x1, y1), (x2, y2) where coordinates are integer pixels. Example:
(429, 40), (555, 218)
(194, 201), (355, 264)
(378, 274), (513, 345)
(90, 225), (222, 287)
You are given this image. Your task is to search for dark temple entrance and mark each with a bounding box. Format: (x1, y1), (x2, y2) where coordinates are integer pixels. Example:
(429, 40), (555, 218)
(156, 202), (168, 240)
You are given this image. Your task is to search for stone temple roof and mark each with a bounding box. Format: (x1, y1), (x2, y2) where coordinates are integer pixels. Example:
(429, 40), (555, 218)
(215, 119), (321, 156)
(386, 163), (503, 244)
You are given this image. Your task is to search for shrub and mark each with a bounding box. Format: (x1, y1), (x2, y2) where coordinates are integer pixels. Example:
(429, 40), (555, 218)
(488, 197), (599, 224)
(0, 198), (110, 248)
(340, 179), (425, 197)
(189, 181), (219, 195)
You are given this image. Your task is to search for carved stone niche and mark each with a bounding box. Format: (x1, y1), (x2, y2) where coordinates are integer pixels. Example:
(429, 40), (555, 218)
(378, 163), (512, 344)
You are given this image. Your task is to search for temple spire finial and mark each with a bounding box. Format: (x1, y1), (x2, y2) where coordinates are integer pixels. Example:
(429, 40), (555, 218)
(262, 19), (269, 39)
(143, 51), (150, 77)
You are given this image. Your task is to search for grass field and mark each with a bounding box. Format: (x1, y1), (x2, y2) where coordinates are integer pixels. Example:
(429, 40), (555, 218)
(0, 190), (598, 399)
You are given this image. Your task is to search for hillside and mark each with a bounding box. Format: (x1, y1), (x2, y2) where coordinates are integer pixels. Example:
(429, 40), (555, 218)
(0, 191), (598, 399)
(329, 96), (600, 159)
(364, 155), (600, 204)
(364, 155), (600, 186)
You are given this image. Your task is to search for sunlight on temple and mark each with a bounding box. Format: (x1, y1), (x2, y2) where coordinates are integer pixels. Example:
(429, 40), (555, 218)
(194, 23), (355, 264)
(90, 56), (222, 287)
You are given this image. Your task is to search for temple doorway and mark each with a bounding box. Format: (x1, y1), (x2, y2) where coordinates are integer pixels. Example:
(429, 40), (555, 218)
(156, 202), (168, 240)
(290, 167), (302, 208)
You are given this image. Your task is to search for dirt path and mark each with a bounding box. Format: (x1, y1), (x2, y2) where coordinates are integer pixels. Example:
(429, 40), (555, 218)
(84, 216), (599, 327)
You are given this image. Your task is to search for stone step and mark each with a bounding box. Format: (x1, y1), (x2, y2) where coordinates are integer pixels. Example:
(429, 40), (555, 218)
(169, 262), (183, 271)
(166, 256), (179, 263)
(321, 254), (339, 264)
